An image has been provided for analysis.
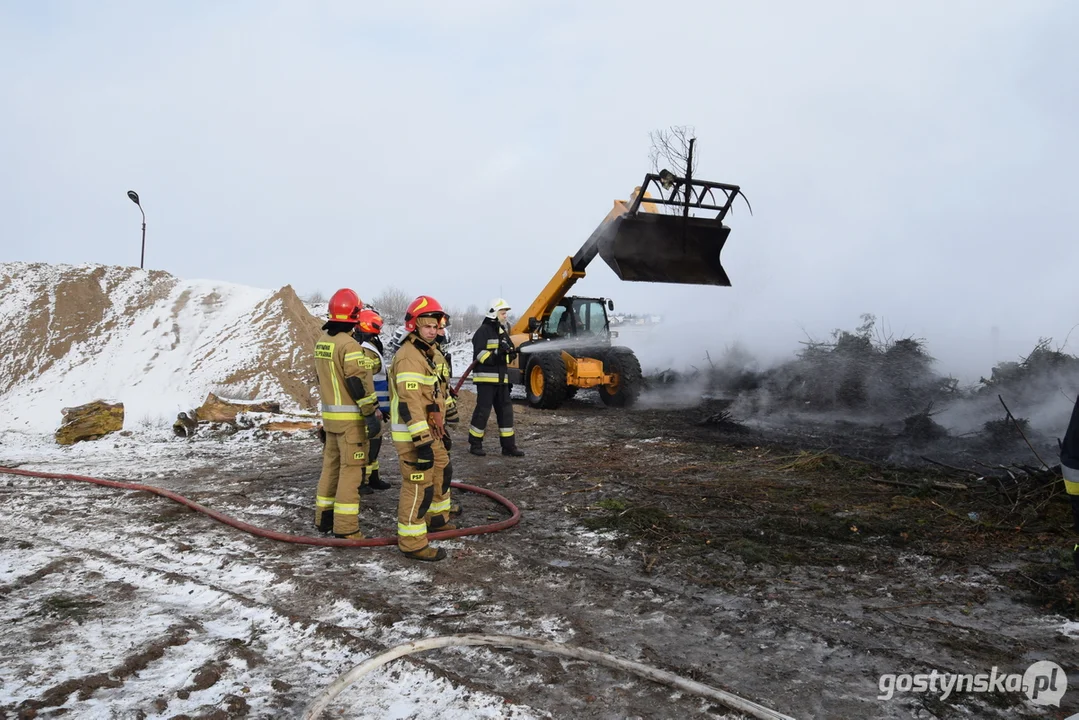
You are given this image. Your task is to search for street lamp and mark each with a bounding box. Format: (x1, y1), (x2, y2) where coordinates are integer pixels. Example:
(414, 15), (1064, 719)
(127, 190), (146, 269)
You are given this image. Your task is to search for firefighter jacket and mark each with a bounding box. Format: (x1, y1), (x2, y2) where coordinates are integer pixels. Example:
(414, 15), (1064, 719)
(1062, 395), (1079, 493)
(432, 340), (459, 423)
(389, 333), (446, 447)
(471, 317), (513, 384)
(314, 327), (378, 434)
(360, 340), (390, 416)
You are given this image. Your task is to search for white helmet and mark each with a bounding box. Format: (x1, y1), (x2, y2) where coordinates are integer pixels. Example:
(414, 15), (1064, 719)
(486, 298), (511, 320)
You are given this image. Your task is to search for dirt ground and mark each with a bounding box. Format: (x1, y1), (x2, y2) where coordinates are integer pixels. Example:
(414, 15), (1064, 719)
(3, 389), (1079, 719)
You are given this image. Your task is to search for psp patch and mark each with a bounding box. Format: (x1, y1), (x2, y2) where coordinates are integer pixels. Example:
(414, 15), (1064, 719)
(405, 381), (419, 390)
(353, 451), (365, 460)
(410, 472), (425, 482)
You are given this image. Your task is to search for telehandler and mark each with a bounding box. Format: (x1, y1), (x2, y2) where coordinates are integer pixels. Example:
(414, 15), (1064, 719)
(460, 161), (748, 410)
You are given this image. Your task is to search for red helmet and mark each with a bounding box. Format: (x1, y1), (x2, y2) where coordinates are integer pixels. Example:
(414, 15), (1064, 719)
(357, 308), (383, 335)
(328, 288), (362, 324)
(404, 295), (446, 332)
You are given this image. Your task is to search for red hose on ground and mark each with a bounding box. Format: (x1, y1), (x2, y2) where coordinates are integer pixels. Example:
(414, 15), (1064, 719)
(0, 466), (519, 548)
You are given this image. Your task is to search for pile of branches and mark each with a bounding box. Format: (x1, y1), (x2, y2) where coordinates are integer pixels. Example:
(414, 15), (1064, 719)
(716, 314), (958, 415)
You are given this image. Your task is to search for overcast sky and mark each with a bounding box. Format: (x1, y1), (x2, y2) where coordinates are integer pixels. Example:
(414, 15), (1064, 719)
(1, 0), (1075, 382)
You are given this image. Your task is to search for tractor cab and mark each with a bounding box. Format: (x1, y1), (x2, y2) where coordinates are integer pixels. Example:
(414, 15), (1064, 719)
(542, 296), (614, 342)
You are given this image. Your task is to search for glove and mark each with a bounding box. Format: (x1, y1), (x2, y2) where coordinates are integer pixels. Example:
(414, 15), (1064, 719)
(381, 410), (391, 422)
(317, 427), (326, 445)
(443, 433), (453, 451)
(428, 410), (445, 440)
(364, 413), (382, 438)
(414, 443), (435, 471)
(448, 386), (459, 399)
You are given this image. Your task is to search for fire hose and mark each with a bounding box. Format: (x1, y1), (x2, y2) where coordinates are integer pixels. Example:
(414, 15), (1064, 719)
(0, 466), (519, 547)
(302, 634), (797, 720)
(0, 466), (793, 718)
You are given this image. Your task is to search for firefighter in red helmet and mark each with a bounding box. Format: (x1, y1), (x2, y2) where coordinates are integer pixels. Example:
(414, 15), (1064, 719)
(353, 308), (392, 494)
(388, 295), (452, 561)
(312, 288), (381, 539)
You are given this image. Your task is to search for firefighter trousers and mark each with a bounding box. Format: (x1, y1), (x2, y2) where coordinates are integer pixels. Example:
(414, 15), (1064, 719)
(394, 440), (450, 553)
(363, 432), (383, 486)
(315, 425), (368, 536)
(427, 436), (453, 529)
(468, 383), (516, 449)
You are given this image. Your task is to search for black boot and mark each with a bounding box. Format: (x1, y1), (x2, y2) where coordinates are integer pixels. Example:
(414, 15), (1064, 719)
(502, 446), (525, 457)
(367, 469), (392, 490)
(469, 442), (486, 456)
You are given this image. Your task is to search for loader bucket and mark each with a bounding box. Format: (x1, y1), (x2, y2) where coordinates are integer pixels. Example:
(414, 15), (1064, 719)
(597, 212), (733, 286)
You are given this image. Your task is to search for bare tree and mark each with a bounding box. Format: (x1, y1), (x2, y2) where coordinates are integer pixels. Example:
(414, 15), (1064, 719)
(648, 125), (698, 178)
(458, 304), (483, 334)
(370, 286), (411, 324)
(304, 290), (326, 304)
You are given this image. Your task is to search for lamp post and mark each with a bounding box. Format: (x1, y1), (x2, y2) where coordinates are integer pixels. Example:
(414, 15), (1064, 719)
(127, 190), (146, 269)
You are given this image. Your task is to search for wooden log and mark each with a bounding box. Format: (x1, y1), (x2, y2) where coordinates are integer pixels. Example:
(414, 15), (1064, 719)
(55, 400), (124, 445)
(194, 393), (281, 424)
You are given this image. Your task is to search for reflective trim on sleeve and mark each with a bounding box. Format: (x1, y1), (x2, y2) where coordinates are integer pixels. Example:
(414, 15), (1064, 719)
(396, 372), (437, 386)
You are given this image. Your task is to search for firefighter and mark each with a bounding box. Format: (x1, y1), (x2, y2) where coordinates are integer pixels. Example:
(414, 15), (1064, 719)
(313, 288), (381, 539)
(389, 295), (453, 561)
(353, 308), (392, 494)
(1061, 394), (1079, 570)
(433, 315), (461, 516)
(468, 298), (525, 457)
(434, 319), (460, 426)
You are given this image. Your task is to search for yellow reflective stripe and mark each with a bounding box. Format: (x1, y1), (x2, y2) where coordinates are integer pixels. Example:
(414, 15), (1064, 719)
(469, 426), (484, 438)
(477, 350), (492, 363)
(357, 393), (378, 406)
(473, 375), (503, 383)
(398, 522), (427, 537)
(334, 503), (359, 515)
(407, 420), (430, 433)
(499, 428), (515, 437)
(330, 360), (342, 405)
(486, 340), (499, 348)
(396, 372), (437, 385)
(323, 411), (363, 420)
(344, 352), (365, 362)
(429, 499), (451, 513)
(1065, 478), (1079, 496)
(391, 431), (413, 441)
(315, 496), (335, 508)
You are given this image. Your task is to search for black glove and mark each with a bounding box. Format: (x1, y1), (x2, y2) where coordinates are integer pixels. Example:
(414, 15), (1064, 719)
(318, 427), (326, 445)
(443, 433), (453, 451)
(364, 413), (382, 438)
(414, 443), (435, 471)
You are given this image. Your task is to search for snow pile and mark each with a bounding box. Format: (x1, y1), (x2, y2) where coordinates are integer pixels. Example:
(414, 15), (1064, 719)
(0, 262), (323, 434)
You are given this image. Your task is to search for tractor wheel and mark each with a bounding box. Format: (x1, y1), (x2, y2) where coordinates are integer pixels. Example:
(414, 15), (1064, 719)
(525, 353), (568, 409)
(599, 347), (643, 407)
(564, 386), (578, 400)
